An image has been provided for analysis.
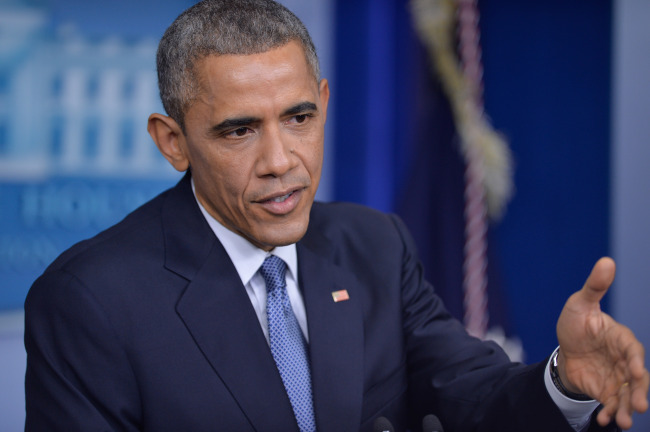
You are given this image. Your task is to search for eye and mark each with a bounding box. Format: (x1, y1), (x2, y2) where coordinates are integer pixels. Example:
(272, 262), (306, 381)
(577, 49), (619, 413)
(287, 113), (313, 125)
(225, 127), (251, 138)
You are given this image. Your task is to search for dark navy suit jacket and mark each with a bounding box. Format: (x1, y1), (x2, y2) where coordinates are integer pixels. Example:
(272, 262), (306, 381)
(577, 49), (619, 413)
(25, 173), (616, 431)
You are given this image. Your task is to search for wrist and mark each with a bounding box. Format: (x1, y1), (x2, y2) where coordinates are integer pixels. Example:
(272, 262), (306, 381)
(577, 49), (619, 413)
(550, 349), (592, 401)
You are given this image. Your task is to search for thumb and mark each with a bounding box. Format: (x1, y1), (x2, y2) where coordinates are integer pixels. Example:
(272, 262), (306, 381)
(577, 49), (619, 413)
(579, 257), (616, 304)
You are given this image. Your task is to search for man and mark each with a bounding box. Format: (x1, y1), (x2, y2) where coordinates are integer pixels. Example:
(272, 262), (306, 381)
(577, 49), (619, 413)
(24, 1), (648, 431)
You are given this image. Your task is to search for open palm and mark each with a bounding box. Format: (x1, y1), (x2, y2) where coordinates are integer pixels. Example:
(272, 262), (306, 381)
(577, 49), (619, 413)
(556, 257), (649, 429)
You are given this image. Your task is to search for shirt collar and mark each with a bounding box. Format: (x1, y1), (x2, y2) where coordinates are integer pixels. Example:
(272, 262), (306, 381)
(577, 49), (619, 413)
(191, 179), (298, 286)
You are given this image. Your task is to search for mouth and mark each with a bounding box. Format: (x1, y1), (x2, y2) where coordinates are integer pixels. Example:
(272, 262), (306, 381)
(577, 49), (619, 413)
(268, 192), (293, 203)
(256, 187), (306, 215)
(257, 187), (300, 203)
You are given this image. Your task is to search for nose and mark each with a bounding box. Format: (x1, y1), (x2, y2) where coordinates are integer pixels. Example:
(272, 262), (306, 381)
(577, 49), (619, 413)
(256, 125), (295, 178)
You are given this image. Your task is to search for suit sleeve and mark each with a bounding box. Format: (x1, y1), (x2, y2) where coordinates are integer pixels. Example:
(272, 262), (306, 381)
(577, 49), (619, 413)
(24, 270), (141, 432)
(389, 214), (619, 432)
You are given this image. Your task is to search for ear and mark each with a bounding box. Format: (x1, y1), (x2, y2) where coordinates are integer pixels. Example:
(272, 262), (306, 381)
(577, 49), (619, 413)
(318, 78), (330, 123)
(147, 113), (190, 172)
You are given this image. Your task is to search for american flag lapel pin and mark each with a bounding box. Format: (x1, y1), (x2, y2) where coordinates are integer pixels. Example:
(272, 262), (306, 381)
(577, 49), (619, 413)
(331, 289), (349, 302)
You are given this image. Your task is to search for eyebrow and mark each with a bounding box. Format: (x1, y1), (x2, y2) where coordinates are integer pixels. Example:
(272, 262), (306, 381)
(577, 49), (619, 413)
(209, 116), (261, 136)
(282, 101), (318, 116)
(208, 101), (319, 137)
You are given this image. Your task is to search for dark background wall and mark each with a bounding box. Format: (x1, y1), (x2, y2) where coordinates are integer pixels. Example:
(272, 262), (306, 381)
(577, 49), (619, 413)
(333, 0), (612, 362)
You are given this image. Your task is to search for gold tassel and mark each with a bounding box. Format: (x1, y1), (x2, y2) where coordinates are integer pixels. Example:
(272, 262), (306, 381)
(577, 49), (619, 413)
(410, 0), (514, 220)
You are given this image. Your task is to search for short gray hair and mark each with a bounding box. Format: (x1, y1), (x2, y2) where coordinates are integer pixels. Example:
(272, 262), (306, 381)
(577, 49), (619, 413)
(156, 0), (320, 131)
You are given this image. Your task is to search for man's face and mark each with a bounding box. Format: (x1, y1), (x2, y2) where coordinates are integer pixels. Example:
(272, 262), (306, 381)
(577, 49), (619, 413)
(176, 41), (329, 250)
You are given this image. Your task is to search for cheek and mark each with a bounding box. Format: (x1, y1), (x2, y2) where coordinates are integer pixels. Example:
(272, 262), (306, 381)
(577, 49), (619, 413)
(303, 134), (324, 175)
(192, 152), (246, 199)
(212, 165), (246, 197)
(212, 154), (256, 202)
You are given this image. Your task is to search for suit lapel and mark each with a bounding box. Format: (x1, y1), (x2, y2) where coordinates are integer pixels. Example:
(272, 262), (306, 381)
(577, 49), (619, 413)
(163, 174), (299, 431)
(298, 233), (365, 432)
(162, 176), (365, 431)
(176, 246), (299, 431)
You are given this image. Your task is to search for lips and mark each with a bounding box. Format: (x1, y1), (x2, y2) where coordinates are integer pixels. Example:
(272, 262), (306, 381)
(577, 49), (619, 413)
(270, 192), (292, 203)
(256, 187), (305, 215)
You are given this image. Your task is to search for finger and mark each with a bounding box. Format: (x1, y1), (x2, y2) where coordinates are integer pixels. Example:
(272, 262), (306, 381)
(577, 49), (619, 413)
(580, 257), (616, 305)
(615, 382), (633, 430)
(631, 368), (650, 413)
(628, 348), (647, 383)
(597, 395), (616, 426)
(622, 336), (650, 411)
(620, 329), (645, 376)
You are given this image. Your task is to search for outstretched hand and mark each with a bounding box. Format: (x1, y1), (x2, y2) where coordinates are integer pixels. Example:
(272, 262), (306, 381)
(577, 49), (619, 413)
(556, 257), (649, 429)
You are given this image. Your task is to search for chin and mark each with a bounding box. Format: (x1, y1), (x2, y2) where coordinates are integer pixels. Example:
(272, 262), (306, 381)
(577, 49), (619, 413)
(257, 220), (309, 249)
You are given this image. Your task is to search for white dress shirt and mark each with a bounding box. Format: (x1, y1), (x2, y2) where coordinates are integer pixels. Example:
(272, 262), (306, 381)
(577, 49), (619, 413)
(193, 187), (308, 343)
(545, 347), (600, 431)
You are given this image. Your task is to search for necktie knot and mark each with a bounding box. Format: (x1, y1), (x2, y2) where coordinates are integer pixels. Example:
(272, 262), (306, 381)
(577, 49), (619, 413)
(260, 255), (288, 294)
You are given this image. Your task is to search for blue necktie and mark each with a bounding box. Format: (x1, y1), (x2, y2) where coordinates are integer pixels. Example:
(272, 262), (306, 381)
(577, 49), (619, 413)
(260, 255), (316, 432)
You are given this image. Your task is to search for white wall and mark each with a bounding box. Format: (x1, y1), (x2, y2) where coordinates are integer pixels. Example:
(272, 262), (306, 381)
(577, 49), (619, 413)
(611, 0), (650, 430)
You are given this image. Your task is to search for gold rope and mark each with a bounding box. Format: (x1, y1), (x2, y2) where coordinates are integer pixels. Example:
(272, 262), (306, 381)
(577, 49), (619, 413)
(410, 0), (514, 220)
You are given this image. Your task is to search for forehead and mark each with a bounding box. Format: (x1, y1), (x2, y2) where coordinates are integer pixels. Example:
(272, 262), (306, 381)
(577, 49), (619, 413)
(192, 41), (316, 100)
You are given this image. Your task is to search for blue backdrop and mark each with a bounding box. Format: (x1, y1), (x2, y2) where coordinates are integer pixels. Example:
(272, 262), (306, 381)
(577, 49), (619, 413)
(481, 0), (612, 361)
(0, 0), (194, 310)
(332, 0), (611, 362)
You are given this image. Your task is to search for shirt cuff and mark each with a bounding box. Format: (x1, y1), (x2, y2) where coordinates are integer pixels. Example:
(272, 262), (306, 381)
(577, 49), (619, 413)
(544, 347), (600, 431)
